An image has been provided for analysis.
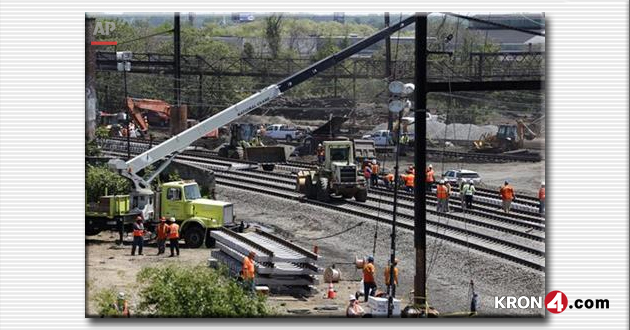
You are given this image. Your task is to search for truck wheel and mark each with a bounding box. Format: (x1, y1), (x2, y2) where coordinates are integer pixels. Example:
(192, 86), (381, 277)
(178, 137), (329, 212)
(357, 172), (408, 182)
(218, 146), (228, 158)
(205, 231), (216, 248)
(183, 225), (205, 248)
(305, 176), (317, 199)
(285, 135), (293, 143)
(317, 177), (330, 202)
(355, 188), (368, 202)
(342, 192), (354, 199)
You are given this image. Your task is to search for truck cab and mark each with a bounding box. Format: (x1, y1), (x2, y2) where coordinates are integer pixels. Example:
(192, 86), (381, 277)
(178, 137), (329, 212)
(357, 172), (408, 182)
(159, 181), (235, 248)
(362, 130), (394, 146)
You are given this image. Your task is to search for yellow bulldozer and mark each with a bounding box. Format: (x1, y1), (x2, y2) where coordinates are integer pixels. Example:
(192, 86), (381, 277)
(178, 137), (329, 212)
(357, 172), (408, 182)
(473, 117), (543, 153)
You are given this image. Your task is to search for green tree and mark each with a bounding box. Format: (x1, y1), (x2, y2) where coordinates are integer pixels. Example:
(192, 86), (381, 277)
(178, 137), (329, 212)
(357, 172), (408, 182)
(86, 164), (131, 202)
(136, 264), (270, 317)
(265, 14), (283, 58)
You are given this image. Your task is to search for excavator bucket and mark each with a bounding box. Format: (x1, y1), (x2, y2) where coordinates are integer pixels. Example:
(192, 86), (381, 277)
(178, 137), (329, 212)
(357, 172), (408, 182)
(244, 146), (287, 163)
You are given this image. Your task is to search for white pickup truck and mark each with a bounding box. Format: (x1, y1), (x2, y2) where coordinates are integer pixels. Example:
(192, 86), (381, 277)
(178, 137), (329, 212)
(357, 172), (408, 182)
(362, 129), (394, 146)
(264, 124), (302, 142)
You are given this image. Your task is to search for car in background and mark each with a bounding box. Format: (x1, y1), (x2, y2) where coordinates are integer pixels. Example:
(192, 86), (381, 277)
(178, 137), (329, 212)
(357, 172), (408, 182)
(362, 129), (394, 146)
(263, 124), (303, 142)
(441, 169), (482, 185)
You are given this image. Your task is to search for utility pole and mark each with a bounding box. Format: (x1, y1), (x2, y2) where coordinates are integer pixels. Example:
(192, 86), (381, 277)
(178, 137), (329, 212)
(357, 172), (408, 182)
(385, 12), (393, 132)
(413, 12), (428, 309)
(174, 12), (181, 106)
(85, 17), (97, 141)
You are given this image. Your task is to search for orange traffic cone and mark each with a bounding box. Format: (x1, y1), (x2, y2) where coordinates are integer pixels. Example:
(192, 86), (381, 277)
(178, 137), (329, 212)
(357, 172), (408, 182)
(327, 282), (336, 299)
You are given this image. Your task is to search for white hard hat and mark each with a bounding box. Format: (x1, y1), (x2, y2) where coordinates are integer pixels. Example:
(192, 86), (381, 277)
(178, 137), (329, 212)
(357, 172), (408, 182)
(118, 292), (125, 299)
(318, 143), (322, 147)
(439, 179), (445, 184)
(541, 181), (545, 186)
(349, 294), (357, 301)
(372, 159), (377, 164)
(169, 217), (176, 223)
(428, 164), (433, 168)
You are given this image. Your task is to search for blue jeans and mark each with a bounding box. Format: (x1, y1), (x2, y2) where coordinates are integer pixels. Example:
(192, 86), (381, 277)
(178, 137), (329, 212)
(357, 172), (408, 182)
(539, 200), (545, 215)
(131, 236), (143, 255)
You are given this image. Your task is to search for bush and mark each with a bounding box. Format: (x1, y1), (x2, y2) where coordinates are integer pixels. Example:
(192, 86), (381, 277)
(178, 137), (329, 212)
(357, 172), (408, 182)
(136, 264), (269, 317)
(86, 164), (131, 202)
(93, 288), (121, 317)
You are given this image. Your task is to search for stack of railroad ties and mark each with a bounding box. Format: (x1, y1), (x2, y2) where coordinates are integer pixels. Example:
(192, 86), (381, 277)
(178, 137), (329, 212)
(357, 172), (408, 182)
(209, 227), (321, 292)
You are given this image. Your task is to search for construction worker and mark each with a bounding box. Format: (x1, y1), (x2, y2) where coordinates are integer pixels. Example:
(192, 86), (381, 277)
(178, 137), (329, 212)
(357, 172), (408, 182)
(539, 182), (545, 215)
(346, 294), (365, 317)
(316, 143), (325, 164)
(384, 172), (395, 190)
(464, 180), (476, 210)
(114, 292), (130, 317)
(362, 256), (377, 302)
(425, 165), (435, 192)
(384, 258), (399, 293)
(155, 217), (169, 255)
(404, 170), (415, 192)
(499, 181), (516, 213)
(444, 180), (452, 212)
(167, 217), (180, 257)
(259, 125), (267, 136)
(370, 159), (380, 187)
(363, 164), (372, 185)
(436, 180), (449, 213)
(241, 251), (256, 292)
(458, 179), (467, 210)
(131, 216), (144, 256)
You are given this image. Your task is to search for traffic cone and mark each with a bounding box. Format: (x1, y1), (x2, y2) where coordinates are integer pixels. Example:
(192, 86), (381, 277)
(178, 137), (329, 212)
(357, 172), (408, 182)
(327, 282), (336, 299)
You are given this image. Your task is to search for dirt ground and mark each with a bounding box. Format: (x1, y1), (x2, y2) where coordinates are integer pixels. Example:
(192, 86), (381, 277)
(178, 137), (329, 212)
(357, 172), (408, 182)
(87, 169), (545, 317)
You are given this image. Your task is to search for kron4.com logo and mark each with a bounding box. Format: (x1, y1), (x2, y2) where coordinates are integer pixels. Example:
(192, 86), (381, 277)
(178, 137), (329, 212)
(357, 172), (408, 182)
(494, 290), (610, 313)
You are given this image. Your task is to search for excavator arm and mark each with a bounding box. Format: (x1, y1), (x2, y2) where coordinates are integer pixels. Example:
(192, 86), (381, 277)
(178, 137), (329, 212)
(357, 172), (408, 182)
(126, 97), (172, 133)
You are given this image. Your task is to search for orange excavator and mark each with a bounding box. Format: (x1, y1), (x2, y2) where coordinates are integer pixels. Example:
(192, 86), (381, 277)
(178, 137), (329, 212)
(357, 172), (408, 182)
(126, 97), (171, 135)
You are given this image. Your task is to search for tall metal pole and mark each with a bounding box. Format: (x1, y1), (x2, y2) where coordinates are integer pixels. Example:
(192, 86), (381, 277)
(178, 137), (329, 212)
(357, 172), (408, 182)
(413, 12), (428, 308)
(124, 68), (130, 160)
(387, 110), (403, 317)
(385, 12), (393, 132)
(85, 17), (97, 141)
(174, 12), (181, 107)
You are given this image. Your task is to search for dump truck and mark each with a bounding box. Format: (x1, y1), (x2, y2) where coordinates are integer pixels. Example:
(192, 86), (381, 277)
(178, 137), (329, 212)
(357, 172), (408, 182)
(217, 123), (287, 170)
(296, 140), (368, 202)
(86, 180), (235, 248)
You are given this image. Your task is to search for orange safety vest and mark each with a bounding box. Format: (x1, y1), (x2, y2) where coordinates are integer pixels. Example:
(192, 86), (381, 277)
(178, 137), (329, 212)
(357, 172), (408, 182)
(384, 266), (398, 286)
(363, 263), (375, 283)
(539, 187), (545, 201)
(500, 185), (514, 200)
(436, 184), (449, 199)
(371, 164), (379, 174)
(385, 173), (395, 182)
(132, 223), (144, 237)
(426, 169), (434, 183)
(317, 147), (325, 156)
(167, 223), (180, 239)
(156, 223), (169, 240)
(242, 256), (255, 280)
(404, 173), (415, 187)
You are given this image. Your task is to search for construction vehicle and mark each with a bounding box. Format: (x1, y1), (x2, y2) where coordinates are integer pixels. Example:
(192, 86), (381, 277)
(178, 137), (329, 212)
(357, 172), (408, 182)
(294, 116), (349, 156)
(85, 178), (232, 248)
(101, 15), (417, 244)
(296, 140), (368, 202)
(217, 123), (287, 170)
(473, 118), (540, 153)
(126, 97), (171, 134)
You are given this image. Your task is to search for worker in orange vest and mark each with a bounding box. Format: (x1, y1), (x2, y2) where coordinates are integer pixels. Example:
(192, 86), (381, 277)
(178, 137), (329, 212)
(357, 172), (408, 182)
(114, 292), (130, 317)
(362, 256), (377, 302)
(425, 165), (435, 192)
(131, 216), (144, 256)
(539, 182), (545, 215)
(384, 172), (395, 190)
(499, 181), (516, 213)
(241, 251), (256, 292)
(436, 180), (449, 213)
(167, 217), (180, 257)
(404, 171), (415, 192)
(384, 258), (399, 294)
(316, 144), (325, 163)
(155, 217), (169, 255)
(370, 159), (380, 186)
